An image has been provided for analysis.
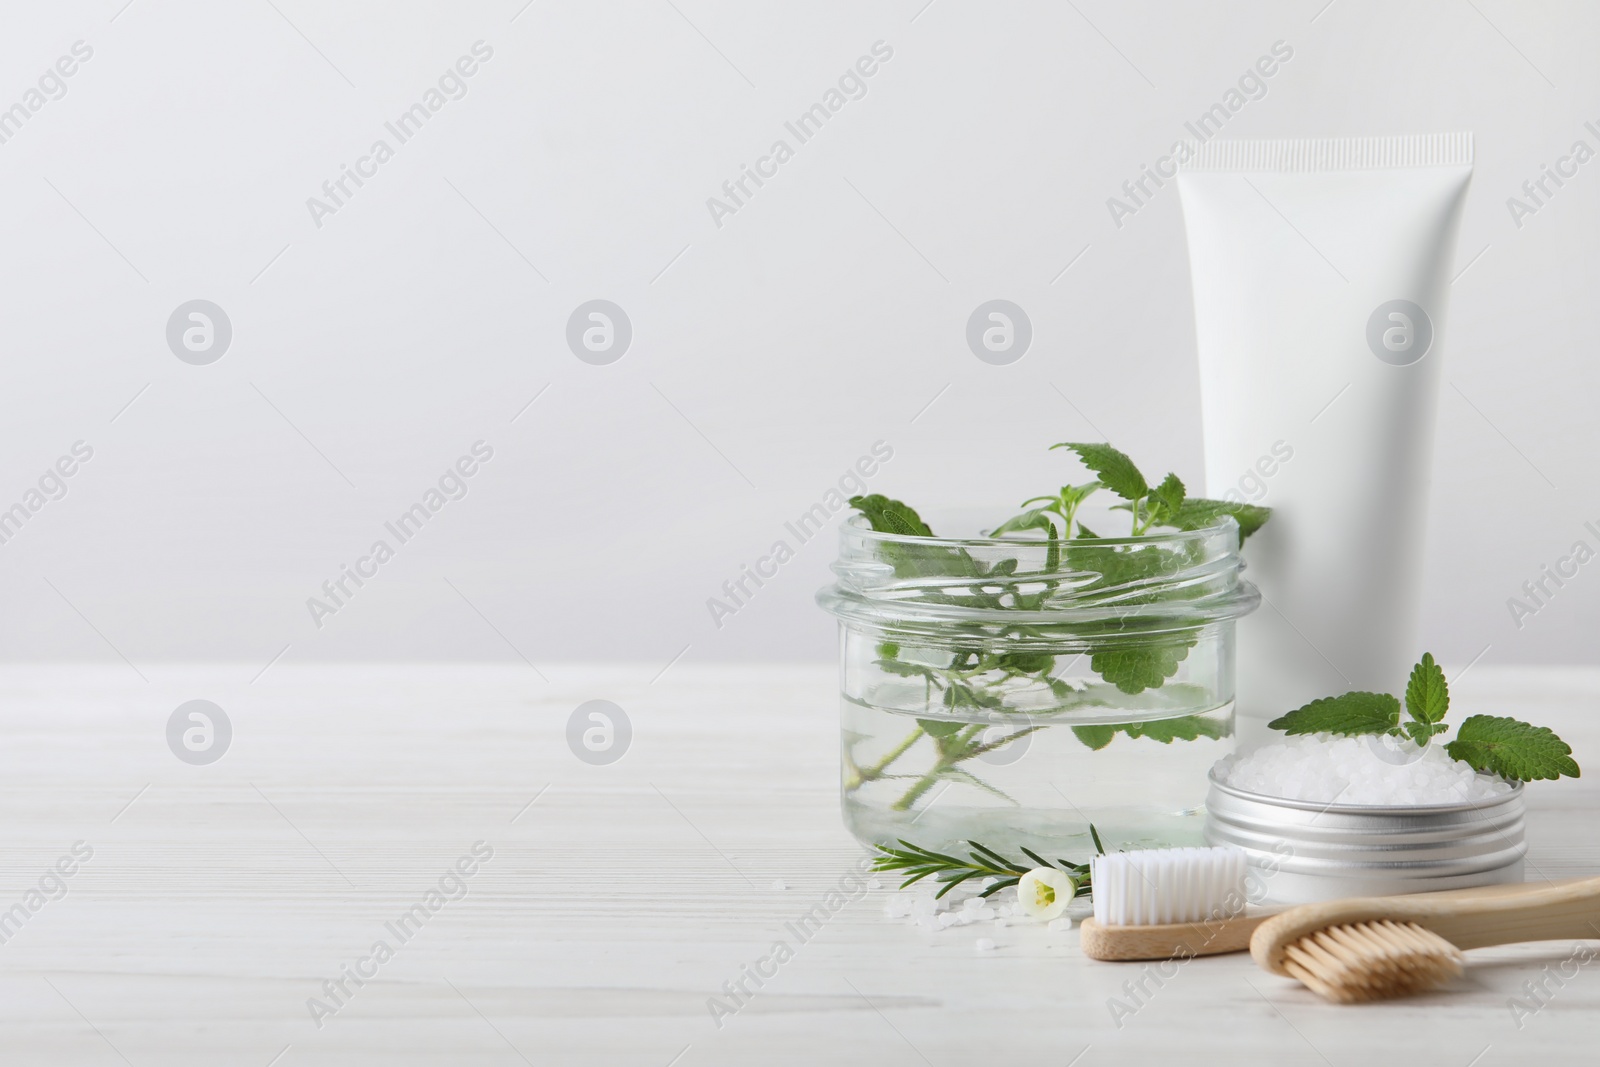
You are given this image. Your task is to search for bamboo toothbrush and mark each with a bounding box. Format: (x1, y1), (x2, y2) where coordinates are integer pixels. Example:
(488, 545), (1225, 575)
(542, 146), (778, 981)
(1079, 846), (1277, 961)
(1250, 877), (1600, 1003)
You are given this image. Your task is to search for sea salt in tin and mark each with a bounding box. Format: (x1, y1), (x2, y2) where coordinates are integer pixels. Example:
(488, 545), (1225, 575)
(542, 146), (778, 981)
(1203, 770), (1526, 905)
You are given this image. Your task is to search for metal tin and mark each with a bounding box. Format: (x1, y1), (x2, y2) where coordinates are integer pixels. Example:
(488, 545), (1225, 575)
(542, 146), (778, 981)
(1203, 770), (1526, 905)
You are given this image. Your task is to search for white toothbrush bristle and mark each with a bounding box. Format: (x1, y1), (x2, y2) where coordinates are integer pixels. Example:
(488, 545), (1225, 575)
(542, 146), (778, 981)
(1091, 846), (1249, 926)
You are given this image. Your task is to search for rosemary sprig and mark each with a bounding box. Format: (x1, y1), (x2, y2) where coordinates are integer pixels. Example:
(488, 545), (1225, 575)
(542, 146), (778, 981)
(871, 830), (1103, 900)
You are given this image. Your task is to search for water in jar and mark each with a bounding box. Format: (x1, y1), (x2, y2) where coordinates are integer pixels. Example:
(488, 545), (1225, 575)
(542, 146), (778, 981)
(841, 692), (1232, 858)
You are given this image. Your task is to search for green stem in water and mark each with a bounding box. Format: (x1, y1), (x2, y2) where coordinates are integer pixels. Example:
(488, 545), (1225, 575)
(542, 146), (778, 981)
(890, 723), (1041, 812)
(859, 725), (925, 782)
(891, 724), (983, 809)
(891, 764), (945, 812)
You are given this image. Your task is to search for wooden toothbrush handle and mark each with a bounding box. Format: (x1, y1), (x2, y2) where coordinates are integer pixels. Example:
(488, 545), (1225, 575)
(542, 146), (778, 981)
(1253, 877), (1600, 974)
(1080, 914), (1270, 961)
(1424, 877), (1600, 949)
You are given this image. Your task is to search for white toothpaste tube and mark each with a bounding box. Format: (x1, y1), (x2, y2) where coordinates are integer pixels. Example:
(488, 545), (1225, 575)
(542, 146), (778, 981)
(1176, 134), (1474, 719)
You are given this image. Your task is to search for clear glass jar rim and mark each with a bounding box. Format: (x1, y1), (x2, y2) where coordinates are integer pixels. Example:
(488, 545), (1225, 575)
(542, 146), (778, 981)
(839, 511), (1242, 549)
(818, 511), (1260, 630)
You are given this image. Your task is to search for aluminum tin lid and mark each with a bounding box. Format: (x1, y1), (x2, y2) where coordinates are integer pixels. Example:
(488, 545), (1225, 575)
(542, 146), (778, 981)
(1203, 769), (1527, 904)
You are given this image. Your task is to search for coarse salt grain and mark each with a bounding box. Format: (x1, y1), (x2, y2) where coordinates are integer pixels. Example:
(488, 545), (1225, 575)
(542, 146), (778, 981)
(883, 875), (1068, 933)
(1213, 733), (1516, 805)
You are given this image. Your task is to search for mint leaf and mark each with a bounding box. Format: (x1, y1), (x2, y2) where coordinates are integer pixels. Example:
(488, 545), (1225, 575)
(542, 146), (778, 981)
(1405, 652), (1449, 725)
(1120, 714), (1229, 743)
(1051, 443), (1148, 503)
(1267, 692), (1401, 736)
(1445, 715), (1581, 782)
(1072, 724), (1115, 751)
(1089, 637), (1194, 695)
(1402, 719), (1449, 744)
(1062, 539), (1199, 694)
(849, 494), (933, 537)
(982, 558), (1019, 578)
(994, 651), (1054, 674)
(1150, 472), (1185, 519)
(876, 658), (942, 687)
(989, 507), (1058, 539)
(943, 684), (1003, 711)
(1167, 498), (1272, 541)
(849, 494), (976, 580)
(1072, 715), (1228, 750)
(1055, 481), (1101, 536)
(1059, 482), (1101, 511)
(917, 718), (964, 741)
(1065, 540), (1188, 595)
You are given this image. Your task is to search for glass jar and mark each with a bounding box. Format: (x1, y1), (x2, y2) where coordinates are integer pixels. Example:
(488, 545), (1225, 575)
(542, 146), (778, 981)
(817, 510), (1260, 856)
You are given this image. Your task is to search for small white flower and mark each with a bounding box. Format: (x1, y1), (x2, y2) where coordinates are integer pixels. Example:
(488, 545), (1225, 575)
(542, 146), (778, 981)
(1016, 868), (1077, 921)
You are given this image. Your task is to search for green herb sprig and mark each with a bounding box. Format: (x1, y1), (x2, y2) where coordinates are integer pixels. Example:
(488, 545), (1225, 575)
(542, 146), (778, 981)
(1267, 652), (1580, 783)
(988, 442), (1269, 543)
(844, 441), (1269, 810)
(870, 826), (1105, 900)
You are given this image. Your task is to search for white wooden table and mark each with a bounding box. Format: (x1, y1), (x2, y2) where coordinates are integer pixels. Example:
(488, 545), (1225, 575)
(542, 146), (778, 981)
(2, 663), (1597, 1065)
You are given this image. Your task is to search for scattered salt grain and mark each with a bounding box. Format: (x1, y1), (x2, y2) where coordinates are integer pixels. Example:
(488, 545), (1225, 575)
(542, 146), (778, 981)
(1214, 733), (1517, 806)
(882, 864), (1069, 934)
(770, 879), (787, 891)
(975, 937), (997, 952)
(867, 878), (882, 890)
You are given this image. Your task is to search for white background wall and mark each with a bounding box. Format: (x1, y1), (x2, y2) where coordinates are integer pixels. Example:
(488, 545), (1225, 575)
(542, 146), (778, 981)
(0, 0), (1595, 677)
